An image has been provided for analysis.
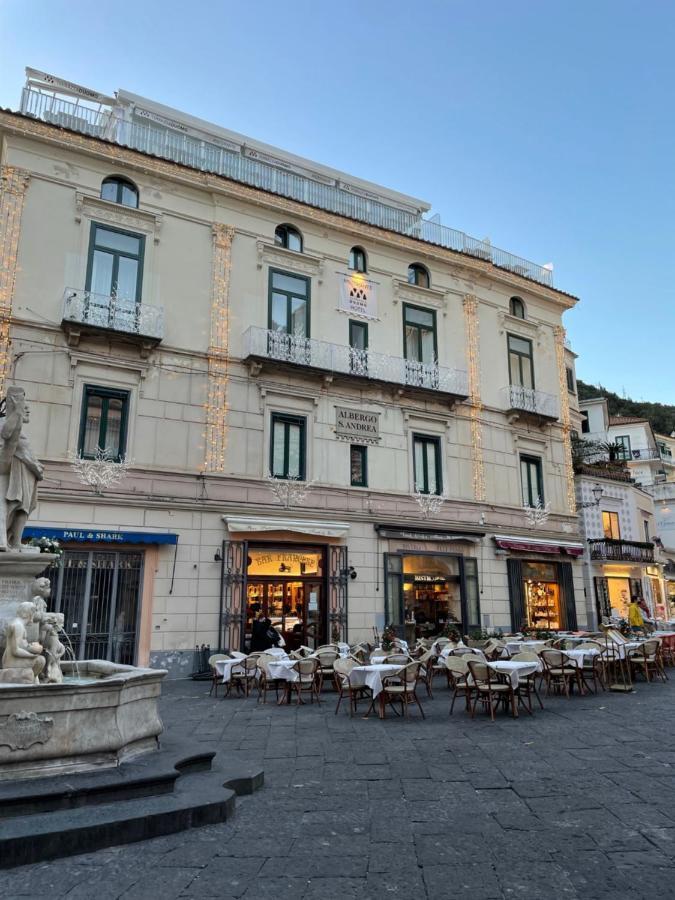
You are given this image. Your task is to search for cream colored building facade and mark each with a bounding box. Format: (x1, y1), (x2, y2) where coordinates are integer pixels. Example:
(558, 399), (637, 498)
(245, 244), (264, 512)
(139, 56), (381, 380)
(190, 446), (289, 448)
(0, 71), (585, 674)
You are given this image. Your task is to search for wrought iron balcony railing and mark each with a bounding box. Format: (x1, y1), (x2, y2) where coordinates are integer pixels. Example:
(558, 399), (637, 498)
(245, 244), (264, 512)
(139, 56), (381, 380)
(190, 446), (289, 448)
(63, 288), (164, 340)
(502, 384), (558, 421)
(242, 326), (469, 398)
(588, 538), (655, 564)
(21, 86), (554, 287)
(625, 448), (662, 461)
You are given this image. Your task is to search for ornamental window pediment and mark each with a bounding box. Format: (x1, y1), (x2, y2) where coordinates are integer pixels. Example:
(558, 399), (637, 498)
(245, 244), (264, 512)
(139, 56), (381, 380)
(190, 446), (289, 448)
(256, 240), (324, 281)
(75, 192), (162, 244)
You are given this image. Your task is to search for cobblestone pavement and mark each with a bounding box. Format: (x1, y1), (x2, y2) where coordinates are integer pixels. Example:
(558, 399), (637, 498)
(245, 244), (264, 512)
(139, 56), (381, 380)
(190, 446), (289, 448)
(6, 674), (675, 899)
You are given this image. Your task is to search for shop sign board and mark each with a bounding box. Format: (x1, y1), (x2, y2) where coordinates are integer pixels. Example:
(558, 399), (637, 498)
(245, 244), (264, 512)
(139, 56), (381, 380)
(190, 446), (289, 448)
(335, 407), (380, 443)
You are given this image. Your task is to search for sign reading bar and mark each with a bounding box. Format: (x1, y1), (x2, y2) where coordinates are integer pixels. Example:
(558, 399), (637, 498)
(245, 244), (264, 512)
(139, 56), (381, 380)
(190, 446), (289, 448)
(335, 407), (380, 443)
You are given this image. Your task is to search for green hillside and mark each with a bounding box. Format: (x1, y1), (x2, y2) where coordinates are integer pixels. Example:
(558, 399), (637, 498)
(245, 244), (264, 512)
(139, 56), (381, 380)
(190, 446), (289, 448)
(577, 380), (675, 436)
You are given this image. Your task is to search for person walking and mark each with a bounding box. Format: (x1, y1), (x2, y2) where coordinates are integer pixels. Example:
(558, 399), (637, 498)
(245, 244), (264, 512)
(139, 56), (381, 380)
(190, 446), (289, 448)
(628, 596), (645, 635)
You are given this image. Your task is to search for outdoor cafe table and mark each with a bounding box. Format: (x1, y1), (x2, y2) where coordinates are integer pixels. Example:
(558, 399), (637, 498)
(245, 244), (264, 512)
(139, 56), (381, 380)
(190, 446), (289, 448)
(266, 658), (304, 704)
(504, 640), (548, 655)
(486, 659), (542, 689)
(350, 663), (403, 718)
(215, 658), (247, 683)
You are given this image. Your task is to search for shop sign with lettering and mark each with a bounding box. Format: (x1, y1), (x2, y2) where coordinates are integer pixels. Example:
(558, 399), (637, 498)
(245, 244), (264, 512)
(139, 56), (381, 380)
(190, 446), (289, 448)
(335, 407), (380, 443)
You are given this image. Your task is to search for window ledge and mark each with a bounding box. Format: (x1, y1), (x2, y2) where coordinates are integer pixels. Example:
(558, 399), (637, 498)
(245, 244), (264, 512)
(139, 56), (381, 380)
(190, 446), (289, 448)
(75, 192), (163, 243)
(392, 279), (447, 311)
(256, 240), (324, 281)
(498, 311), (541, 340)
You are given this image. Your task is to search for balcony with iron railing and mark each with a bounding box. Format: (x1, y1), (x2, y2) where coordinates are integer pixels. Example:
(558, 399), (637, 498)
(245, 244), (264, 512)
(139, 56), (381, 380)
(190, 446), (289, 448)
(20, 86), (554, 288)
(242, 326), (469, 400)
(62, 288), (164, 354)
(588, 538), (655, 564)
(502, 384), (558, 423)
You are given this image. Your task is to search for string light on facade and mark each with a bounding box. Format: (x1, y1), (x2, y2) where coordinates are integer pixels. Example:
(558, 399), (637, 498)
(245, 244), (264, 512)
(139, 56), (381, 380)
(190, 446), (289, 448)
(554, 324), (576, 515)
(267, 474), (315, 509)
(463, 294), (486, 502)
(203, 224), (235, 473)
(0, 166), (30, 396)
(523, 497), (551, 528)
(70, 447), (133, 495)
(413, 485), (446, 519)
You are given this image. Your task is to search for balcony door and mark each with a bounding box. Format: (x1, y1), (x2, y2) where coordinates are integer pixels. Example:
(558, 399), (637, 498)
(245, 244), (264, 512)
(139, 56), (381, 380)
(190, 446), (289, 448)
(349, 320), (368, 375)
(85, 223), (145, 333)
(403, 304), (437, 387)
(507, 334), (534, 389)
(268, 269), (311, 364)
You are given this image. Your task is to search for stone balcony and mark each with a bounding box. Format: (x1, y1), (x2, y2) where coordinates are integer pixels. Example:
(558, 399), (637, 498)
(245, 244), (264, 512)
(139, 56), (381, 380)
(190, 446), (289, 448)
(62, 288), (164, 357)
(241, 326), (469, 402)
(502, 384), (558, 424)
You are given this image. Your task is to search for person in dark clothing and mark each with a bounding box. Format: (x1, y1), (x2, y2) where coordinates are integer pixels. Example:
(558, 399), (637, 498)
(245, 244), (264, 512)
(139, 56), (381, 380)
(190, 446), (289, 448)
(250, 613), (280, 652)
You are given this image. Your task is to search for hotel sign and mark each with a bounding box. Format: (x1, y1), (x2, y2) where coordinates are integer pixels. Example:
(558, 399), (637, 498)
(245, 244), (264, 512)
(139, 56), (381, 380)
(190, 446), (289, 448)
(335, 407), (380, 443)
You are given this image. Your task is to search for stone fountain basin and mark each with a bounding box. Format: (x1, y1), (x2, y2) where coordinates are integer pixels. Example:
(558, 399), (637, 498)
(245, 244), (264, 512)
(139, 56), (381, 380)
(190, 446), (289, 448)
(0, 661), (167, 781)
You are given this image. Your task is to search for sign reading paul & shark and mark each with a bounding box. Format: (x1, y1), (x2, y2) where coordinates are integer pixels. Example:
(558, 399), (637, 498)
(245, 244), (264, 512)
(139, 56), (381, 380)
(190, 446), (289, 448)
(334, 407), (381, 443)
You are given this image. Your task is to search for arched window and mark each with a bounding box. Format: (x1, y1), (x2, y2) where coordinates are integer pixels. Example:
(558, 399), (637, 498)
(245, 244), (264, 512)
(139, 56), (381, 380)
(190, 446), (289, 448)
(274, 224), (303, 252)
(510, 296), (525, 319)
(407, 263), (430, 289)
(348, 246), (367, 273)
(101, 176), (139, 209)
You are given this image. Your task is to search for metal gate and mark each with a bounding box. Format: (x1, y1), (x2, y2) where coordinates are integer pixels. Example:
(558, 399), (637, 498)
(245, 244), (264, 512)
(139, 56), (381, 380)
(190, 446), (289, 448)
(220, 540), (247, 652)
(328, 545), (349, 643)
(49, 550), (144, 664)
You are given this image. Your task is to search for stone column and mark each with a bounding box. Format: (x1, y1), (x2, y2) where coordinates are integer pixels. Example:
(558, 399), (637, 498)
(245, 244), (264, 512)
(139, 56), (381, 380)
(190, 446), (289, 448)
(463, 294), (485, 502)
(0, 166), (30, 396)
(204, 224), (235, 473)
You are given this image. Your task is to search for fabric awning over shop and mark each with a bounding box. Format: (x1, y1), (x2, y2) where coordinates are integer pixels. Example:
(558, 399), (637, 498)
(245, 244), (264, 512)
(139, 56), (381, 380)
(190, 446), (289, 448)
(494, 536), (584, 557)
(374, 525), (485, 542)
(23, 526), (178, 545)
(224, 515), (350, 538)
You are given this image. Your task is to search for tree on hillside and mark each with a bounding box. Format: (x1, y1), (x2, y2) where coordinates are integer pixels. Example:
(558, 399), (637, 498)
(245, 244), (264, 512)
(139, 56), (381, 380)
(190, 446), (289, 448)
(577, 380), (675, 436)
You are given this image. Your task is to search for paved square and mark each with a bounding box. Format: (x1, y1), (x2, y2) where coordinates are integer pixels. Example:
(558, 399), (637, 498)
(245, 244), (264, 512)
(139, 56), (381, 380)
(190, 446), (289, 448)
(5, 676), (675, 899)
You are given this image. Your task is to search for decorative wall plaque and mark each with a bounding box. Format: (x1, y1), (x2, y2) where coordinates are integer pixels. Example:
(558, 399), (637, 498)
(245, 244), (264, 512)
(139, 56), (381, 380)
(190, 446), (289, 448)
(335, 407), (380, 443)
(0, 711), (54, 751)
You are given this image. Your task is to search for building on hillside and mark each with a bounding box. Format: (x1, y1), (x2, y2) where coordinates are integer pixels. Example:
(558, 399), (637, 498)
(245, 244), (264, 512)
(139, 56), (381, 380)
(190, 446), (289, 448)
(577, 398), (667, 624)
(0, 68), (585, 675)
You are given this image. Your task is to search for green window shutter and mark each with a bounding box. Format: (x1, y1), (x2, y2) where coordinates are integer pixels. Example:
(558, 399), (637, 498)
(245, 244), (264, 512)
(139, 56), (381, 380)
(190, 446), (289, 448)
(507, 559), (525, 631)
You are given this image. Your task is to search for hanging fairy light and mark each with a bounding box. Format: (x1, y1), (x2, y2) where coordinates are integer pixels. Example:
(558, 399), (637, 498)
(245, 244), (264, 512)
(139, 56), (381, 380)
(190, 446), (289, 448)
(554, 325), (576, 515)
(203, 224), (235, 473)
(463, 294), (486, 502)
(0, 166), (30, 396)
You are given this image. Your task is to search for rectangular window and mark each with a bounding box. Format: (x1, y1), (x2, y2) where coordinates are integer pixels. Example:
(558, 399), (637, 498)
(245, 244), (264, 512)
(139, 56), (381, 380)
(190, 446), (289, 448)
(268, 269), (310, 337)
(602, 511), (621, 540)
(403, 304), (437, 364)
(79, 386), (130, 461)
(581, 412), (590, 434)
(86, 223), (144, 302)
(508, 334), (534, 389)
(643, 520), (651, 543)
(566, 367), (576, 393)
(270, 413), (306, 480)
(614, 435), (631, 461)
(350, 445), (367, 487)
(349, 320), (368, 375)
(520, 455), (544, 507)
(413, 434), (442, 495)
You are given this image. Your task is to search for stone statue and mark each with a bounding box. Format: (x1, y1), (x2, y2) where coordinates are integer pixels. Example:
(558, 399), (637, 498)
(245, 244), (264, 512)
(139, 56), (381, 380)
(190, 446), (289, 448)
(41, 613), (65, 683)
(0, 387), (44, 551)
(0, 601), (45, 684)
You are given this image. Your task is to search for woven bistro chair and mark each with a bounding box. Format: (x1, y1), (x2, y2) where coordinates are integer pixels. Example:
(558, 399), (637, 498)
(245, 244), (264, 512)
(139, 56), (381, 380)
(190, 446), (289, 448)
(539, 649), (584, 698)
(444, 655), (470, 715)
(225, 655), (259, 698)
(257, 654), (286, 704)
(333, 657), (370, 716)
(415, 649), (437, 698)
(628, 639), (668, 683)
(383, 652), (412, 666)
(208, 653), (231, 698)
(380, 662), (425, 720)
(510, 651), (544, 711)
(574, 642), (606, 694)
(291, 657), (322, 705)
(315, 648), (339, 689)
(466, 660), (517, 721)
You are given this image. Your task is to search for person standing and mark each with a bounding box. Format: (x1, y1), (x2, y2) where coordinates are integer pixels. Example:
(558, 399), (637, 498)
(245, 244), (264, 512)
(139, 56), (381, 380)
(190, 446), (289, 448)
(628, 596), (645, 635)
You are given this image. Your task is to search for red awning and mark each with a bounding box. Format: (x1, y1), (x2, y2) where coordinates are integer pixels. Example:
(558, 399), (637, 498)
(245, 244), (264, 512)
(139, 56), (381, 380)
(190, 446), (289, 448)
(495, 538), (583, 557)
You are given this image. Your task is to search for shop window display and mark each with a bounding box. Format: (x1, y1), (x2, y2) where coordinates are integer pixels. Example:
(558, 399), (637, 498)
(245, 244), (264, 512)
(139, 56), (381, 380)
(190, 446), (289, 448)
(402, 555), (462, 638)
(523, 562), (561, 631)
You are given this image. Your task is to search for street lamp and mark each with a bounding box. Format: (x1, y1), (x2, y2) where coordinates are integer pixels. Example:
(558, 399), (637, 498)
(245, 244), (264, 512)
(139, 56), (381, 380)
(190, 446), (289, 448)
(578, 484), (604, 509)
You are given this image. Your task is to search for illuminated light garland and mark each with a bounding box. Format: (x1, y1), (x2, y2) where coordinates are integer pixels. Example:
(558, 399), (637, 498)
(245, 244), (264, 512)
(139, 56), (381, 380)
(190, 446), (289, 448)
(0, 166), (30, 396)
(203, 224), (235, 473)
(554, 324), (576, 515)
(463, 294), (486, 502)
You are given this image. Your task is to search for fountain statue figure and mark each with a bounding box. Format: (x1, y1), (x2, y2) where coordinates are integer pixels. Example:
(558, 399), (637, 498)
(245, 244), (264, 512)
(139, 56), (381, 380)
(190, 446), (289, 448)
(0, 386), (44, 551)
(0, 600), (45, 684)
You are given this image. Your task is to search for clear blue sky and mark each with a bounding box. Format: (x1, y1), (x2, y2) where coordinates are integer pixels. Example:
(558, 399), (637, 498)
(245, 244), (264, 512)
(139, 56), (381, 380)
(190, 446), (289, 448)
(1, 0), (673, 403)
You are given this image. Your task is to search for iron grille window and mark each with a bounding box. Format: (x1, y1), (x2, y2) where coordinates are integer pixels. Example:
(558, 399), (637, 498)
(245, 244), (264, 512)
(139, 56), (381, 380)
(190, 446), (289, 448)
(413, 434), (442, 495)
(270, 413), (306, 480)
(79, 385), (130, 461)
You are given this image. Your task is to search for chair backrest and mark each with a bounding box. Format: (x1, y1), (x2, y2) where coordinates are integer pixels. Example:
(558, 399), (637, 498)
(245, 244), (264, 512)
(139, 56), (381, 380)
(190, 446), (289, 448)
(435, 638), (450, 650)
(316, 650), (339, 666)
(208, 653), (230, 668)
(247, 651), (264, 660)
(576, 641), (602, 652)
(242, 656), (259, 674)
(384, 653), (410, 665)
(229, 650), (247, 659)
(540, 649), (566, 668)
(316, 644), (339, 653)
(333, 657), (356, 678)
(466, 660), (492, 684)
(400, 662), (422, 686)
(641, 640), (660, 656)
(444, 656), (469, 675)
(510, 650), (538, 662)
(294, 658), (319, 676)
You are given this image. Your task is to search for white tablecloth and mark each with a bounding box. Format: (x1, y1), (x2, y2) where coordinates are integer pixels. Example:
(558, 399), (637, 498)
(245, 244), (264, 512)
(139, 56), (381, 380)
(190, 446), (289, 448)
(267, 659), (300, 682)
(505, 640), (548, 655)
(215, 658), (245, 683)
(350, 664), (402, 698)
(562, 648), (600, 667)
(265, 647), (289, 659)
(487, 660), (542, 689)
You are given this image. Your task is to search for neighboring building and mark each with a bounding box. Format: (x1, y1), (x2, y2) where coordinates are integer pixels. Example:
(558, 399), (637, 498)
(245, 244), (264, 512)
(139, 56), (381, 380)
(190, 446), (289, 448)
(0, 68), (585, 674)
(577, 398), (666, 624)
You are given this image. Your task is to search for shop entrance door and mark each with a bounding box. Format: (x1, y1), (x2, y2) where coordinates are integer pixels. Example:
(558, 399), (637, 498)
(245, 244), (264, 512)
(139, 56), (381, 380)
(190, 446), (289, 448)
(245, 580), (324, 652)
(49, 549), (143, 664)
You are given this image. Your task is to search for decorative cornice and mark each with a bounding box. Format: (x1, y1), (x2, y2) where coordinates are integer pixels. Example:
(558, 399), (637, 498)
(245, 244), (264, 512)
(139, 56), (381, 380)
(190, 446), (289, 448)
(498, 311), (542, 343)
(255, 240), (324, 282)
(392, 278), (448, 313)
(74, 192), (163, 242)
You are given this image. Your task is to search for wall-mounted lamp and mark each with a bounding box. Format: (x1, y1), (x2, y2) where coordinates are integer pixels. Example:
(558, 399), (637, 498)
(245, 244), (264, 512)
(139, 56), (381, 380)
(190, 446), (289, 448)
(214, 550), (222, 562)
(578, 484), (604, 509)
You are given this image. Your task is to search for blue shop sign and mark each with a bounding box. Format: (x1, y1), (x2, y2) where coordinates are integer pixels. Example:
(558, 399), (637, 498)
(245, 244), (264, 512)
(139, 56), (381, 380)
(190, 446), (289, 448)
(23, 526), (178, 545)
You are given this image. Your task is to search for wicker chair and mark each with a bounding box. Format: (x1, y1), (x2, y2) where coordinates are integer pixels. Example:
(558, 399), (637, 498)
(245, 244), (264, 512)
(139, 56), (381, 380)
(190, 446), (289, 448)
(539, 649), (584, 698)
(291, 657), (321, 705)
(574, 642), (606, 693)
(415, 649), (437, 698)
(628, 640), (668, 683)
(383, 653), (411, 666)
(334, 657), (370, 716)
(466, 660), (517, 721)
(208, 653), (231, 698)
(225, 655), (259, 698)
(444, 656), (470, 714)
(510, 651), (544, 711)
(315, 649), (339, 689)
(257, 654), (285, 704)
(379, 662), (425, 719)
